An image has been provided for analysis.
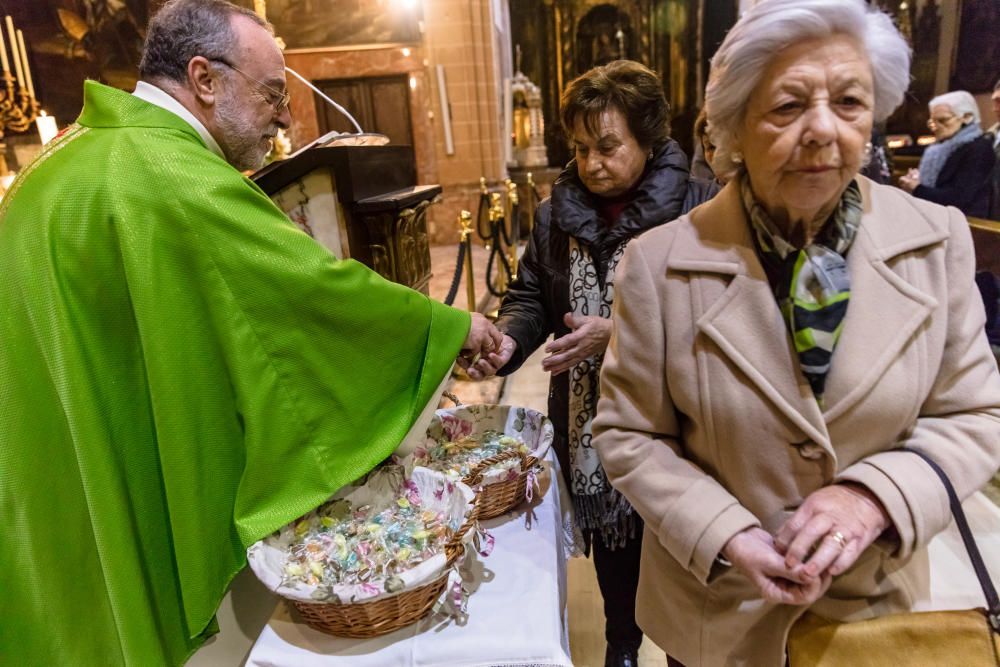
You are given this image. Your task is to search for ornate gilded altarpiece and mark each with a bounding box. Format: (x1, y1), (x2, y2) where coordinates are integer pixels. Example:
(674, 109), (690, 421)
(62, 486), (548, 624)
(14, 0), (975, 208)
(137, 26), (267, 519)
(510, 0), (738, 166)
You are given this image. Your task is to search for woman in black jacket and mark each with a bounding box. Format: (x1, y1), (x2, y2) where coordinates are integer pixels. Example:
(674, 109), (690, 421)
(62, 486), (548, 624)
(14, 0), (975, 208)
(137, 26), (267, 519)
(899, 90), (996, 218)
(467, 60), (716, 667)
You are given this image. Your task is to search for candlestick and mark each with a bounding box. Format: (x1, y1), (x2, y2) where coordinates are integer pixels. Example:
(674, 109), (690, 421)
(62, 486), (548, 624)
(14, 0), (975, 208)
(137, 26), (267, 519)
(0, 23), (8, 74)
(37, 111), (57, 145)
(16, 30), (31, 98)
(5, 17), (22, 86)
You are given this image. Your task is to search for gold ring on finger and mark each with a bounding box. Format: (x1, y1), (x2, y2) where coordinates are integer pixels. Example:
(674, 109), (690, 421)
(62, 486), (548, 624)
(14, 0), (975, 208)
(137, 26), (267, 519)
(829, 530), (848, 549)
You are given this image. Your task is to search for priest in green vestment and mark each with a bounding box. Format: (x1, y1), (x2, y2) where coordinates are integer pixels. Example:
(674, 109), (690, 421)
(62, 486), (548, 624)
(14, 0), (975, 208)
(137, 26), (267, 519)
(0, 1), (500, 664)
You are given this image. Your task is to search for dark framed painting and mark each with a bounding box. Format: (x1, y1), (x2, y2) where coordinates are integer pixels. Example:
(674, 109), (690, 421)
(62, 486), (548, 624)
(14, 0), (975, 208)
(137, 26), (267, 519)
(950, 0), (1000, 93)
(250, 0), (422, 51)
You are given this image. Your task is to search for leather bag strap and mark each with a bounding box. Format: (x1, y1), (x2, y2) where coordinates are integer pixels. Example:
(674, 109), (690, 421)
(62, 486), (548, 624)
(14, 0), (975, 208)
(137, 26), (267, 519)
(908, 448), (1000, 631)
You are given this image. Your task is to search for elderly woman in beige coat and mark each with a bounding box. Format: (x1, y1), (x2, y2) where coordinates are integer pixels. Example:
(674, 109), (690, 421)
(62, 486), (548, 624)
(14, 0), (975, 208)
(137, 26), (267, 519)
(592, 0), (1000, 665)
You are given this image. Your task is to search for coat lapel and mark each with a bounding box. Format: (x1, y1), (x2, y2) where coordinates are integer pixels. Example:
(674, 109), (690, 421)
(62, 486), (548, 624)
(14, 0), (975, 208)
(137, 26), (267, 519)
(820, 179), (947, 422)
(669, 183), (831, 449)
(669, 179), (952, 444)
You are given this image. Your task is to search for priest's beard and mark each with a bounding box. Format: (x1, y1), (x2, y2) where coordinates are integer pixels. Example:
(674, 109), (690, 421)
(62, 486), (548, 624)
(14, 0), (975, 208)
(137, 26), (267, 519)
(215, 91), (278, 172)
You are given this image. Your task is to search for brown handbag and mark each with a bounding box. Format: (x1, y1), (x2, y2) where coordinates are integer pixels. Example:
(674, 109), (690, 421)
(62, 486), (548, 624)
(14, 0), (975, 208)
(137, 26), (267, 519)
(787, 450), (1000, 666)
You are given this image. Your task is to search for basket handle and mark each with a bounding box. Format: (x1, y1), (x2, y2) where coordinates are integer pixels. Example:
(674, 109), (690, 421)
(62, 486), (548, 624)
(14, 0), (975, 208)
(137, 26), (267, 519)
(462, 449), (525, 486)
(445, 493), (481, 565)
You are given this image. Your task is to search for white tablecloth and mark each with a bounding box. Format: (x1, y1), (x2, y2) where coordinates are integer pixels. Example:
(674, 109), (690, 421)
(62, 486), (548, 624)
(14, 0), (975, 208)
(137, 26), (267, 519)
(246, 453), (575, 667)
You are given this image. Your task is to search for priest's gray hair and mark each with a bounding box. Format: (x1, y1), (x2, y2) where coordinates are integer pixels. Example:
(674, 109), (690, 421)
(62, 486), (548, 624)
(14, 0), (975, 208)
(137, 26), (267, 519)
(704, 0), (911, 180)
(140, 0), (269, 84)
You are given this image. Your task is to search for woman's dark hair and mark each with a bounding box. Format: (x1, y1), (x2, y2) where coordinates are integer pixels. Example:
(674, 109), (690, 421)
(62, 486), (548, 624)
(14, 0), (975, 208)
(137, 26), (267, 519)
(559, 60), (671, 150)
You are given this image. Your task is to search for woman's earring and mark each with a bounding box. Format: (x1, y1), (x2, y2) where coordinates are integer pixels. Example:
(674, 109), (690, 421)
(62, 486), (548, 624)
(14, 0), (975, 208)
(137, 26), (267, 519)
(731, 150), (744, 164)
(862, 141), (873, 163)
(647, 149), (654, 161)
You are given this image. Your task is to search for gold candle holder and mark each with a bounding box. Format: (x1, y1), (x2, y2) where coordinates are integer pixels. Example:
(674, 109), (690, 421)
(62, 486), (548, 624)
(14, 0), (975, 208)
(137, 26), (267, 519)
(0, 16), (40, 176)
(0, 72), (40, 175)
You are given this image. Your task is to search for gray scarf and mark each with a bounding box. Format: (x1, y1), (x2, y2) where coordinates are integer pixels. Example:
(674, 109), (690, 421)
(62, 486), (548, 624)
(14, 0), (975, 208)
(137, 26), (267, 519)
(919, 122), (983, 187)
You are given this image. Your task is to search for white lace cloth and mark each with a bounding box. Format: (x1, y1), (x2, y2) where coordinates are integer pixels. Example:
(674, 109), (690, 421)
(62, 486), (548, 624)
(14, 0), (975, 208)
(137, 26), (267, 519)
(245, 450), (575, 667)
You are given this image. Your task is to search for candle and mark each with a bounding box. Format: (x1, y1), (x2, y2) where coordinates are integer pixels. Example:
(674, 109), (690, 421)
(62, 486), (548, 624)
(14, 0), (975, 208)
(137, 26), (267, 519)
(5, 17), (22, 86)
(16, 30), (31, 97)
(36, 111), (57, 145)
(0, 23), (9, 74)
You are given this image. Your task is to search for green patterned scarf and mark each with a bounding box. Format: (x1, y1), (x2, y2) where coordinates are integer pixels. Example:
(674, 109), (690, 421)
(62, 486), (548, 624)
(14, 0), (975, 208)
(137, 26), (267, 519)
(741, 177), (863, 402)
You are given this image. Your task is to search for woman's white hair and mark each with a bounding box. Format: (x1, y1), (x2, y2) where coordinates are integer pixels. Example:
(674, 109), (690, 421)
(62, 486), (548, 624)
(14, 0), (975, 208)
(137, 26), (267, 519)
(705, 0), (911, 179)
(929, 90), (980, 126)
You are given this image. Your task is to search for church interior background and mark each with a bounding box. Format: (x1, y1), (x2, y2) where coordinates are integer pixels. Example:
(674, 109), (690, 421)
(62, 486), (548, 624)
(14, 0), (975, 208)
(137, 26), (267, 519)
(3, 0), (998, 245)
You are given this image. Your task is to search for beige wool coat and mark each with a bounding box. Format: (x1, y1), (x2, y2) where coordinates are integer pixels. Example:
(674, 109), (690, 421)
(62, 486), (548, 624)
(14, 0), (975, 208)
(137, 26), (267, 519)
(592, 177), (1000, 666)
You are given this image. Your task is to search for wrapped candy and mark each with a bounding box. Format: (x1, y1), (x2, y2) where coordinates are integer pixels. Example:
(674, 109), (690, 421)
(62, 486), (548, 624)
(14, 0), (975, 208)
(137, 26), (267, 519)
(281, 487), (448, 590)
(415, 429), (528, 480)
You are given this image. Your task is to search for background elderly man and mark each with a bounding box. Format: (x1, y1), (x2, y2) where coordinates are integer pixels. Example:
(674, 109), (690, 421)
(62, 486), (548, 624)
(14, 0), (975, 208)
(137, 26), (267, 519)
(0, 1), (499, 664)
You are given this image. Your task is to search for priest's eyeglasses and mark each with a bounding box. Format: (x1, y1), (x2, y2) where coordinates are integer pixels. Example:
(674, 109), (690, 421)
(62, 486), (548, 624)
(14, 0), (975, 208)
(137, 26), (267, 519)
(211, 58), (291, 113)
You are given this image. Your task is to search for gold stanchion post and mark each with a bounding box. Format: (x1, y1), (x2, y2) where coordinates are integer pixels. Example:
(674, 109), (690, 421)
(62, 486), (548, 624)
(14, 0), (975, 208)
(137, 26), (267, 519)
(479, 176), (491, 252)
(459, 210), (476, 312)
(505, 179), (519, 280)
(489, 192), (507, 294)
(526, 171), (536, 237)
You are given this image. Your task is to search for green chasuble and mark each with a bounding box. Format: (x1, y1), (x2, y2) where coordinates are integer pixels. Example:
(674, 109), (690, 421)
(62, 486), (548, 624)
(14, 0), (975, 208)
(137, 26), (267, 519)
(0, 81), (469, 665)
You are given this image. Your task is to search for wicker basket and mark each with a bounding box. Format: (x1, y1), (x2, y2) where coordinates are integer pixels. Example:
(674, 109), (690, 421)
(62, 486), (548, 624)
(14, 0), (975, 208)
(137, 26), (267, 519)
(289, 495), (480, 638)
(463, 448), (538, 520)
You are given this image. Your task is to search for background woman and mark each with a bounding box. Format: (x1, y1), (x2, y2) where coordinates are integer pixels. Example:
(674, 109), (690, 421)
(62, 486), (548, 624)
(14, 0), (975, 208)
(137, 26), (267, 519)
(469, 60), (713, 667)
(593, 2), (1000, 665)
(899, 90), (996, 218)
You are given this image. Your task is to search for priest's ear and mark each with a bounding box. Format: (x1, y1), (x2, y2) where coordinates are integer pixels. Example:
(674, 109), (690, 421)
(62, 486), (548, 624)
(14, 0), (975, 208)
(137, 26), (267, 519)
(187, 56), (219, 107)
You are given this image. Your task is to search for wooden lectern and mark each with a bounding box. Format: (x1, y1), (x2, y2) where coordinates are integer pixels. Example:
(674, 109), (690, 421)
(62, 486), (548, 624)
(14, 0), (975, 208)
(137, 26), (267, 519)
(252, 145), (439, 294)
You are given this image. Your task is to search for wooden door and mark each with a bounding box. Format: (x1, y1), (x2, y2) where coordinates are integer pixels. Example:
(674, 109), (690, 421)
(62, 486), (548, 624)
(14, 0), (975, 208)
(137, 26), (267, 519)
(314, 75), (414, 147)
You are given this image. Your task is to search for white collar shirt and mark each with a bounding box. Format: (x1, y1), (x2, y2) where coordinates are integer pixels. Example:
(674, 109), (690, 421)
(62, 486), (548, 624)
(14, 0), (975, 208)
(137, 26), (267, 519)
(132, 80), (226, 160)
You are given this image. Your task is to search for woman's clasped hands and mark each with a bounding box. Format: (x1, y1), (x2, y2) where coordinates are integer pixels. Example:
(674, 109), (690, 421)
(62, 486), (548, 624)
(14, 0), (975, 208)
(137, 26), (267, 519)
(722, 483), (891, 606)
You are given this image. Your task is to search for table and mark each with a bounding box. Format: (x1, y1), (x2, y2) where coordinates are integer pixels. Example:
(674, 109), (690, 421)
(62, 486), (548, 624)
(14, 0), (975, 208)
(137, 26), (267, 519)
(245, 453), (575, 667)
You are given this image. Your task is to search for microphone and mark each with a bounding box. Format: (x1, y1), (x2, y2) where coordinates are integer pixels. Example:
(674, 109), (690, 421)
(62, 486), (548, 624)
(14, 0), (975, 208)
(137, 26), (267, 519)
(285, 66), (364, 134)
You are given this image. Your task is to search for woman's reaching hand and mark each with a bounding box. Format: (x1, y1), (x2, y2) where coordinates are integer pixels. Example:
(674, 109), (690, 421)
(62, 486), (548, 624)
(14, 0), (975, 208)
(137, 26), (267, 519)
(462, 334), (518, 380)
(541, 313), (613, 375)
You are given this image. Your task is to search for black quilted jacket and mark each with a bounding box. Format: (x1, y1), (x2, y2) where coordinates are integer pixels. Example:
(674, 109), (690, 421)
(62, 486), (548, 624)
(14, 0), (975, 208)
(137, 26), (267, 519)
(495, 140), (718, 481)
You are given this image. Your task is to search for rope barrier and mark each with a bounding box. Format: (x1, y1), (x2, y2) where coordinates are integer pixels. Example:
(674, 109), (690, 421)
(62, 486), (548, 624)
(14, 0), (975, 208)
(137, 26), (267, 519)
(470, 178), (536, 302)
(443, 239), (467, 306)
